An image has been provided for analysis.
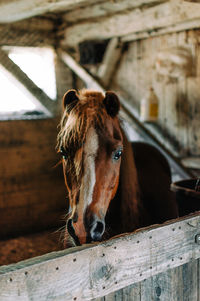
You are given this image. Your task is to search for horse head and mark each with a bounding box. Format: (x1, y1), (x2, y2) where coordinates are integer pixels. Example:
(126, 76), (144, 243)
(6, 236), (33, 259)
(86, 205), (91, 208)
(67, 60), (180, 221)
(57, 89), (123, 246)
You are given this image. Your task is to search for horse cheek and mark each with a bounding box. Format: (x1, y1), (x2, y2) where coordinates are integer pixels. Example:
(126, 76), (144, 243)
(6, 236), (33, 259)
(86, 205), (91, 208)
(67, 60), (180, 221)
(110, 174), (119, 201)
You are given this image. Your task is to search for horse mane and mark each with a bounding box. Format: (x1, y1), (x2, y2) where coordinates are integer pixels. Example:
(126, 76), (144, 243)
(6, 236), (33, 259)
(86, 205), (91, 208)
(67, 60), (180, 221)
(57, 89), (107, 182)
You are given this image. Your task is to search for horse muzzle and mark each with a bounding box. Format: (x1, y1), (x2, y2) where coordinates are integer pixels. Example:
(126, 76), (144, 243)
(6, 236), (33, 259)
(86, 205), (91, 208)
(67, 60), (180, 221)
(67, 214), (105, 245)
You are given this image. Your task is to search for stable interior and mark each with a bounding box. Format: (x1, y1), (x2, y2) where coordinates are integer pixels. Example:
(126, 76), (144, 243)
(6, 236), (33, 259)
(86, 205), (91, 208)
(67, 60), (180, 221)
(1, 0), (200, 267)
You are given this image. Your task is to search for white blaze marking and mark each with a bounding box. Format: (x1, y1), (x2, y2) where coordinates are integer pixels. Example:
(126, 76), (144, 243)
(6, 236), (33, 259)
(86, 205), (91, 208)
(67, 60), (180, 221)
(81, 127), (99, 206)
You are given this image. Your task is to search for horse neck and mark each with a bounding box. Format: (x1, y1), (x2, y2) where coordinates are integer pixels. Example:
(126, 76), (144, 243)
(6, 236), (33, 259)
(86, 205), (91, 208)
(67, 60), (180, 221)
(119, 127), (142, 232)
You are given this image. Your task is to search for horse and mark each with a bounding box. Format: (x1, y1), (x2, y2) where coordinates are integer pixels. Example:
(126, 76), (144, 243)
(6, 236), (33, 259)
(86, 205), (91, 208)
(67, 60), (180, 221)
(57, 89), (178, 247)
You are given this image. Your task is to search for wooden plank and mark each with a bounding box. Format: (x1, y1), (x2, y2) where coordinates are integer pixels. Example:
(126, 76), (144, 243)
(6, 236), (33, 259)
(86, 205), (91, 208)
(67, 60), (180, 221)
(0, 0), (102, 23)
(122, 18), (200, 43)
(97, 38), (122, 87)
(0, 49), (56, 115)
(0, 119), (60, 177)
(152, 35), (166, 138)
(140, 260), (199, 300)
(63, 0), (167, 23)
(0, 17), (55, 31)
(54, 54), (74, 113)
(0, 170), (64, 209)
(104, 260), (199, 301)
(104, 291), (123, 301)
(186, 77), (200, 156)
(0, 18), (55, 47)
(0, 212), (200, 300)
(186, 30), (200, 156)
(181, 157), (200, 169)
(58, 50), (104, 92)
(0, 29), (55, 47)
(61, 1), (200, 47)
(0, 201), (66, 239)
(162, 33), (179, 152)
(121, 283), (141, 301)
(0, 118), (66, 238)
(176, 31), (189, 156)
(111, 41), (139, 105)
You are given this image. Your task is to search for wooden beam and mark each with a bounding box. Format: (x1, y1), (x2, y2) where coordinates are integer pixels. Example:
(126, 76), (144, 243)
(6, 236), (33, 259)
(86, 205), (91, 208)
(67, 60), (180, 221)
(0, 0), (103, 24)
(0, 212), (200, 300)
(61, 1), (200, 47)
(58, 50), (104, 92)
(1, 17), (55, 31)
(97, 38), (122, 87)
(0, 30), (55, 47)
(0, 18), (56, 47)
(122, 18), (200, 42)
(0, 49), (56, 115)
(63, 0), (167, 24)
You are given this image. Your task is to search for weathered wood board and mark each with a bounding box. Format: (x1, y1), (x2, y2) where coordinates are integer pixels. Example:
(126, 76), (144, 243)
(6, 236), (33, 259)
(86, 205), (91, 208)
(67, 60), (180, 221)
(0, 212), (200, 300)
(0, 118), (66, 238)
(61, 1), (200, 47)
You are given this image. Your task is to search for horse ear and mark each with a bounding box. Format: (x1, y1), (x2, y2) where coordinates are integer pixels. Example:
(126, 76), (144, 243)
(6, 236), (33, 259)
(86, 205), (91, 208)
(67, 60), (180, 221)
(63, 89), (79, 110)
(103, 91), (120, 117)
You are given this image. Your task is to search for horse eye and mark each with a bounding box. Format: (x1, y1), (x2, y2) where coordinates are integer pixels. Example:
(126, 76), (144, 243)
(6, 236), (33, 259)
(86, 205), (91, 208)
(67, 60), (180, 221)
(113, 149), (122, 161)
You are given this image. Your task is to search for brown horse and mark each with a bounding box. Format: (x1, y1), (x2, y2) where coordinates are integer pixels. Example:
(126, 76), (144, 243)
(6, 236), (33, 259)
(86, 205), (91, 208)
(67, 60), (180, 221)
(57, 89), (178, 247)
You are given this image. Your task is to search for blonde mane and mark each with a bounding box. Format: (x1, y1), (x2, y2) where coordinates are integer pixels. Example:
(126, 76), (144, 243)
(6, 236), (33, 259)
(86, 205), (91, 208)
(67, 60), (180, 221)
(57, 89), (107, 182)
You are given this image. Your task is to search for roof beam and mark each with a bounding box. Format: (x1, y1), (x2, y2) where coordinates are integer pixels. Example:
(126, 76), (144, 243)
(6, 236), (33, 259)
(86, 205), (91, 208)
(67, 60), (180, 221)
(0, 0), (102, 24)
(0, 49), (56, 115)
(63, 0), (167, 24)
(0, 18), (56, 47)
(61, 1), (200, 47)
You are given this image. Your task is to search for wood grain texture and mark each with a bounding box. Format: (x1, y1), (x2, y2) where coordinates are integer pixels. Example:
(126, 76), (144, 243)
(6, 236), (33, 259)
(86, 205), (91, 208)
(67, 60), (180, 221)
(0, 118), (66, 238)
(0, 17), (55, 47)
(0, 212), (200, 300)
(61, 1), (200, 47)
(99, 260), (199, 300)
(97, 38), (122, 87)
(63, 0), (167, 24)
(139, 260), (199, 301)
(54, 54), (74, 113)
(0, 0), (102, 23)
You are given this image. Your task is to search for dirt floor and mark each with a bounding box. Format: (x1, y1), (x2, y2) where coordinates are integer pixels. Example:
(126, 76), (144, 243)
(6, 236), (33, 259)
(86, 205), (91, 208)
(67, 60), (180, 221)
(0, 229), (64, 266)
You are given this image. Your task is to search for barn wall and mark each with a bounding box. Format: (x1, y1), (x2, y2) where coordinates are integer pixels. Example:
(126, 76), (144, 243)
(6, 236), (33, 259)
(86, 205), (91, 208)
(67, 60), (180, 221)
(111, 29), (200, 158)
(0, 117), (66, 239)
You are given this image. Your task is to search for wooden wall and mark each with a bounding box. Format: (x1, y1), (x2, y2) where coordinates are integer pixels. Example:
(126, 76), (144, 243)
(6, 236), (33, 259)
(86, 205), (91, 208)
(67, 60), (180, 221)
(0, 117), (66, 239)
(95, 260), (199, 301)
(111, 29), (200, 158)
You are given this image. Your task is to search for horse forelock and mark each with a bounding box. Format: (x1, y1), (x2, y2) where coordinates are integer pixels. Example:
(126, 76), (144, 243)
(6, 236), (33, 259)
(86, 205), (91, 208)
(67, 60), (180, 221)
(57, 90), (107, 185)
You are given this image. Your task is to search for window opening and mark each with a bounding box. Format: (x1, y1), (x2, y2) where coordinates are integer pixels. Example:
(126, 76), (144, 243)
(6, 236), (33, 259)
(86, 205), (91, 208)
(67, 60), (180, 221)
(0, 47), (57, 119)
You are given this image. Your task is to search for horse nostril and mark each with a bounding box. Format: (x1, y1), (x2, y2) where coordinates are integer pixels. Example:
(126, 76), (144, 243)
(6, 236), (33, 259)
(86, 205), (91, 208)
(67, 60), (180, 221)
(67, 219), (74, 237)
(67, 219), (81, 246)
(95, 221), (104, 233)
(90, 221), (105, 242)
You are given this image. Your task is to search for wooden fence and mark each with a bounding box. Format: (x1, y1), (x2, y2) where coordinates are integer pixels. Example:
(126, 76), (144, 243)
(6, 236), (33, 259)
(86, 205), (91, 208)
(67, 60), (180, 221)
(0, 211), (200, 300)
